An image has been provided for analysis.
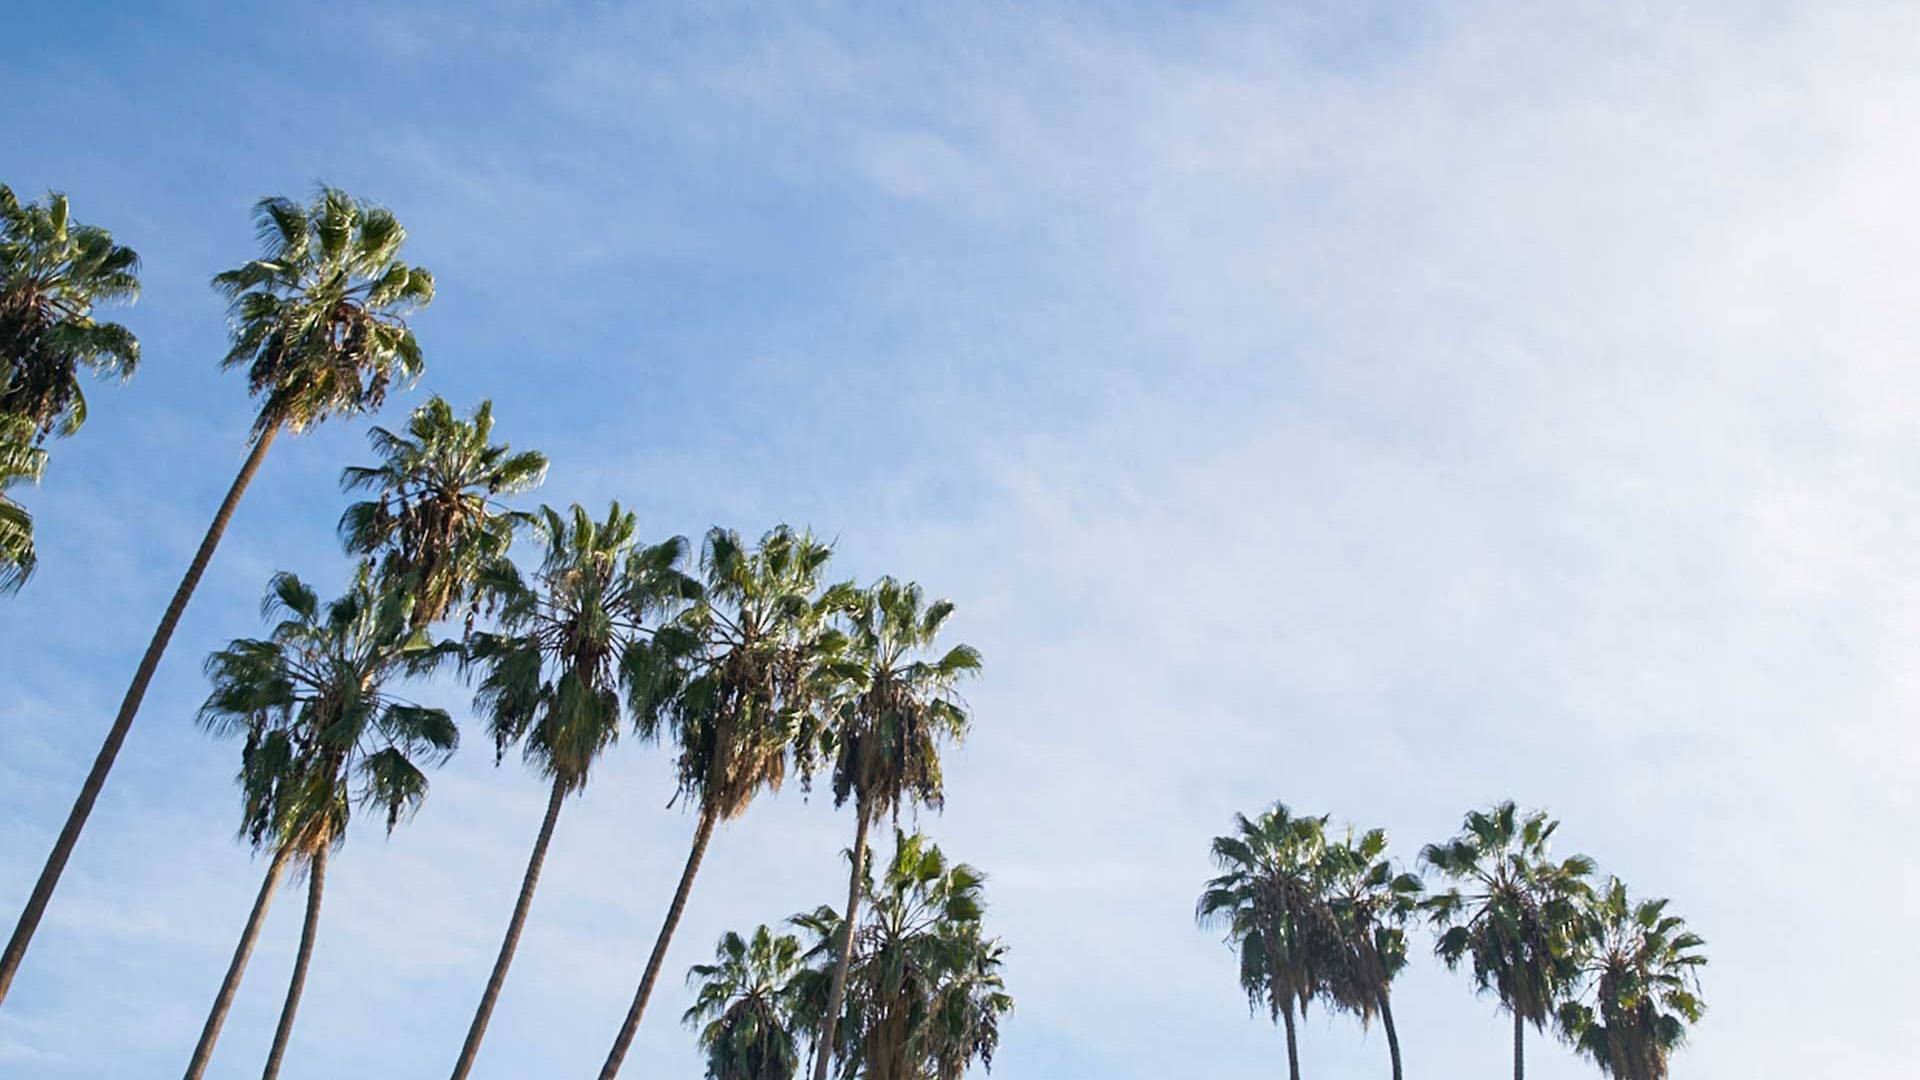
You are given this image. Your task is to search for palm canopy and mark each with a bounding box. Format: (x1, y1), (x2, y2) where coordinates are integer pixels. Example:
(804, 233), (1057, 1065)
(467, 502), (685, 791)
(1556, 878), (1706, 1080)
(0, 413), (46, 593)
(1420, 802), (1596, 1030)
(0, 185), (140, 440)
(213, 186), (433, 435)
(340, 395), (548, 630)
(198, 569), (459, 857)
(1197, 804), (1335, 1025)
(1318, 827), (1424, 1024)
(684, 925), (808, 1080)
(824, 578), (980, 820)
(627, 526), (840, 822)
(794, 830), (1010, 1080)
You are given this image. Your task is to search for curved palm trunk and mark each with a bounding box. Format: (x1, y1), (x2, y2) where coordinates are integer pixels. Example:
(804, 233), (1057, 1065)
(1512, 1010), (1524, 1080)
(1380, 990), (1402, 1080)
(260, 845), (326, 1080)
(1281, 1004), (1301, 1080)
(449, 776), (568, 1080)
(597, 809), (718, 1078)
(183, 845), (291, 1080)
(0, 423), (280, 1008)
(810, 803), (872, 1080)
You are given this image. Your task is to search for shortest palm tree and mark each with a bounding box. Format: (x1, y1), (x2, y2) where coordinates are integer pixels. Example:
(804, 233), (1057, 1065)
(1556, 878), (1706, 1080)
(685, 926), (808, 1080)
(1319, 827), (1423, 1080)
(0, 412), (46, 592)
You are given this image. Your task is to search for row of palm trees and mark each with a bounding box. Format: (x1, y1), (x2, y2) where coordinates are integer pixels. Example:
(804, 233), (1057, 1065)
(1199, 800), (1707, 1080)
(0, 182), (1009, 1078)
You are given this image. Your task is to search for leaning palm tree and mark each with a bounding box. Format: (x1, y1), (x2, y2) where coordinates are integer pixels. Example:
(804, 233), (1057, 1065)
(793, 830), (1010, 1080)
(810, 579), (980, 1080)
(448, 503), (685, 1080)
(0, 187), (433, 1006)
(0, 412), (46, 593)
(0, 184), (141, 442)
(185, 570), (457, 1080)
(684, 925), (808, 1080)
(1318, 827), (1423, 1080)
(340, 395), (548, 632)
(1421, 802), (1596, 1080)
(1556, 878), (1706, 1080)
(599, 526), (839, 1078)
(1197, 803), (1334, 1080)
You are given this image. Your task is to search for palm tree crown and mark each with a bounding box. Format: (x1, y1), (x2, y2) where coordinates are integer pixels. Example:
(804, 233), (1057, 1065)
(0, 413), (46, 593)
(1556, 878), (1706, 1080)
(685, 926), (808, 1080)
(0, 185), (140, 441)
(340, 395), (548, 631)
(213, 186), (433, 435)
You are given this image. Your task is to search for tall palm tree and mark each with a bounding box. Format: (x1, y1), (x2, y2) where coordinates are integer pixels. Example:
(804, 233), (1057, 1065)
(339, 395), (548, 632)
(1197, 803), (1334, 1080)
(1556, 879), (1706, 1080)
(684, 925), (808, 1080)
(448, 503), (685, 1080)
(0, 187), (433, 1007)
(794, 830), (1010, 1080)
(1421, 802), (1595, 1080)
(599, 526), (839, 1078)
(0, 184), (140, 442)
(811, 579), (980, 1080)
(184, 570), (457, 1080)
(0, 412), (46, 593)
(1318, 827), (1423, 1080)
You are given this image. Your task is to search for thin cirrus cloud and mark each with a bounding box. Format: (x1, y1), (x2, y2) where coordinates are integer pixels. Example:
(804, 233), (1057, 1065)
(1, 2), (1916, 1078)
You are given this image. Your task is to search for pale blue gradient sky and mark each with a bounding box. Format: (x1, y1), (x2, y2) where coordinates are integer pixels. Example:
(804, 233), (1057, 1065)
(4, 2), (1916, 1077)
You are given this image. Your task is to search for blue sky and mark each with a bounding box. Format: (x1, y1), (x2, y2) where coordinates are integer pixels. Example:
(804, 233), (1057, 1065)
(4, 2), (1916, 1076)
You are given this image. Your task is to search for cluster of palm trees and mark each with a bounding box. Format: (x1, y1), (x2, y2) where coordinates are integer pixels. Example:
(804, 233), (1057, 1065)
(1200, 800), (1707, 1080)
(0, 183), (1009, 1079)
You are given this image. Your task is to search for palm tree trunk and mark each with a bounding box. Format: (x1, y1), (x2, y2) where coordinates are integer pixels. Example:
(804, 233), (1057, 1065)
(1281, 1004), (1301, 1080)
(1512, 1009), (1524, 1080)
(183, 845), (291, 1080)
(0, 423), (280, 1008)
(449, 776), (568, 1080)
(810, 803), (872, 1080)
(597, 808), (718, 1079)
(260, 845), (326, 1080)
(1380, 990), (1402, 1080)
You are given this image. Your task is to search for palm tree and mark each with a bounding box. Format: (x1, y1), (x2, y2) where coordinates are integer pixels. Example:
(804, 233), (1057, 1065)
(448, 503), (685, 1080)
(684, 926), (808, 1080)
(1197, 803), (1334, 1080)
(1421, 802), (1595, 1080)
(0, 412), (46, 593)
(1318, 827), (1423, 1080)
(185, 570), (457, 1080)
(599, 526), (839, 1078)
(1556, 878), (1706, 1080)
(0, 184), (140, 442)
(339, 395), (548, 632)
(795, 830), (1010, 1080)
(0, 187), (433, 1007)
(810, 579), (980, 1080)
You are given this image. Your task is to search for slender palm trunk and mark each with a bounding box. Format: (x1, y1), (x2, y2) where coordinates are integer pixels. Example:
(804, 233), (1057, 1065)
(810, 803), (871, 1080)
(1281, 1004), (1301, 1080)
(0, 423), (280, 1008)
(1512, 1010), (1524, 1080)
(597, 809), (718, 1079)
(449, 776), (568, 1080)
(1380, 990), (1402, 1080)
(260, 845), (326, 1080)
(183, 845), (291, 1080)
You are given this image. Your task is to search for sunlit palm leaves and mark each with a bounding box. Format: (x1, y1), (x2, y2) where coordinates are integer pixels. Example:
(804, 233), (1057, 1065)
(340, 395), (548, 631)
(0, 185), (140, 441)
(1556, 879), (1706, 1080)
(0, 413), (45, 592)
(685, 926), (808, 1080)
